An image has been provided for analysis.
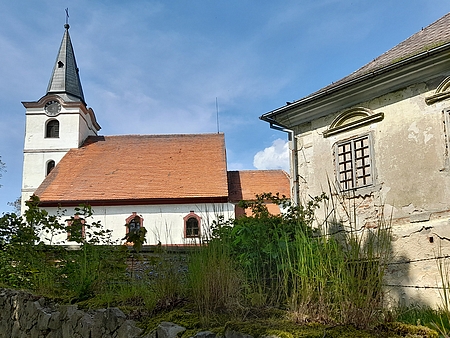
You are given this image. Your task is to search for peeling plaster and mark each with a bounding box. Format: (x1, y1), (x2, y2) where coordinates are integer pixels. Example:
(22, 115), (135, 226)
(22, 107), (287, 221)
(410, 212), (431, 223)
(408, 121), (420, 142)
(432, 232), (450, 242)
(402, 203), (421, 214)
(423, 127), (434, 144)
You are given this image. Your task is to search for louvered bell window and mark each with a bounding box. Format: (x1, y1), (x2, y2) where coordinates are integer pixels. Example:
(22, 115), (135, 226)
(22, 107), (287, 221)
(46, 120), (60, 138)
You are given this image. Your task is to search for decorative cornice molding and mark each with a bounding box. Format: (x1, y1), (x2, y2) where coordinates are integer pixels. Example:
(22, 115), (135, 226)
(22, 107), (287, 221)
(323, 107), (384, 137)
(425, 76), (450, 105)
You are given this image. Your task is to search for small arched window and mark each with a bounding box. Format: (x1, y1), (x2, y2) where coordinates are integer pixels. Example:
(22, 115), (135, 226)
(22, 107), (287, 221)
(46, 160), (55, 176)
(125, 212), (144, 236)
(183, 211), (201, 238)
(46, 120), (60, 138)
(128, 216), (141, 233)
(66, 215), (86, 242)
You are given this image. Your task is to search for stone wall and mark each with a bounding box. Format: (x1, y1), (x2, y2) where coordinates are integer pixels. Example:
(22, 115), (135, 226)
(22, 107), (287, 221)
(0, 288), (143, 338)
(0, 288), (241, 338)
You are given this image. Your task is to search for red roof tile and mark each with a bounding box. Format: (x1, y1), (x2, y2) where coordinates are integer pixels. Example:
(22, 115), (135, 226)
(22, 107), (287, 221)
(227, 170), (290, 202)
(36, 134), (229, 205)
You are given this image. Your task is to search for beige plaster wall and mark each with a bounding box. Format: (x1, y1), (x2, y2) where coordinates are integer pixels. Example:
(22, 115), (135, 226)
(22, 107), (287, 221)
(293, 76), (450, 307)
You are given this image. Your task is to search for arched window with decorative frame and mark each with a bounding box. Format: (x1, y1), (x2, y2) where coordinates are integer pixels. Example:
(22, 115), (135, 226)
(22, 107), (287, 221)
(125, 212), (144, 236)
(183, 211), (201, 238)
(325, 107), (383, 193)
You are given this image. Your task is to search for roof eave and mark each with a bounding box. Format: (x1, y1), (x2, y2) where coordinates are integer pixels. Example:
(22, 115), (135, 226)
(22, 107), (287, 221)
(38, 196), (230, 208)
(261, 42), (450, 128)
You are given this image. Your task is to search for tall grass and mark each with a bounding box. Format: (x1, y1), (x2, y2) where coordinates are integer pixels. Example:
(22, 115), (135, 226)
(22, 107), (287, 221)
(426, 252), (450, 336)
(187, 240), (243, 324)
(284, 219), (391, 327)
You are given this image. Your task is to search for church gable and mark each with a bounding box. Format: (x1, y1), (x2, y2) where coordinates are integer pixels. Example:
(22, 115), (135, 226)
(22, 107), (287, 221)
(228, 170), (291, 217)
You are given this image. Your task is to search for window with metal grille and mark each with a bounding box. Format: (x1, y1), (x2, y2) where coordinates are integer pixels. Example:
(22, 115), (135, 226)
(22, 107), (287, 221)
(125, 213), (144, 237)
(186, 218), (199, 237)
(46, 120), (59, 138)
(335, 134), (373, 191)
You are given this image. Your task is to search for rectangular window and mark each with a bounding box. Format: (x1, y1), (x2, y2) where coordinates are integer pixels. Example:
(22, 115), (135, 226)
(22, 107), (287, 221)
(335, 134), (373, 191)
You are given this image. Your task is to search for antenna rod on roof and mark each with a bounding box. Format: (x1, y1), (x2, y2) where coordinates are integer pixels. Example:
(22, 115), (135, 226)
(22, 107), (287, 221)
(216, 97), (220, 133)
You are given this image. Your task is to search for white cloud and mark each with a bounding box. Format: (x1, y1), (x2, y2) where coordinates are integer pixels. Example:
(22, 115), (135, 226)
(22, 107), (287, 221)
(253, 139), (289, 172)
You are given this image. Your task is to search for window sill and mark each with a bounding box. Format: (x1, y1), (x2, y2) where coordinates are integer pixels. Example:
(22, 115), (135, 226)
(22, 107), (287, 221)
(336, 183), (382, 198)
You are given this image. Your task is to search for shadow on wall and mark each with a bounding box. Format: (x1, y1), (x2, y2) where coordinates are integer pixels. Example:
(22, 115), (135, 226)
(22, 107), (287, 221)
(384, 219), (450, 309)
(323, 190), (450, 309)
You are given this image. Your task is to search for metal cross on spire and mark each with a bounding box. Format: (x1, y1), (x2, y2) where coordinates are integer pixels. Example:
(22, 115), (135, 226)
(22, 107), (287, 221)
(65, 8), (69, 28)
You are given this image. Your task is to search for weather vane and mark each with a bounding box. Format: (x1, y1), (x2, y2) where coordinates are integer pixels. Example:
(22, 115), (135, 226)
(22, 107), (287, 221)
(65, 8), (69, 26)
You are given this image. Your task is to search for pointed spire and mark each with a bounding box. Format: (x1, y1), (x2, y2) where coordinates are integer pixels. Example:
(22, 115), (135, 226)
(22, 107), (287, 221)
(46, 23), (85, 103)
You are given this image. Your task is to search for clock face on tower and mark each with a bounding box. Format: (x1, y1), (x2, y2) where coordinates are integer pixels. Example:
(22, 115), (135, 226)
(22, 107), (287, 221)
(44, 100), (61, 116)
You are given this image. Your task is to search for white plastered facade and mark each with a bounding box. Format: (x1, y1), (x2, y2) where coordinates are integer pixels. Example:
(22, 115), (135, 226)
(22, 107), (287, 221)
(21, 101), (99, 212)
(41, 203), (235, 246)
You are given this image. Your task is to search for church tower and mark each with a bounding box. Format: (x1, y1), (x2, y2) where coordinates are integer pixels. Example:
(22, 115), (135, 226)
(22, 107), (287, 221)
(21, 23), (101, 211)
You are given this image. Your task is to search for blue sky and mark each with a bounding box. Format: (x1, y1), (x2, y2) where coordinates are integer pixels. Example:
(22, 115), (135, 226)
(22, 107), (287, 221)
(0, 1), (449, 213)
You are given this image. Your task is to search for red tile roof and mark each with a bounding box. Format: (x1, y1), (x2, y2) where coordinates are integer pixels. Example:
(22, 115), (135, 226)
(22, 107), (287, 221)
(36, 134), (229, 206)
(227, 170), (290, 202)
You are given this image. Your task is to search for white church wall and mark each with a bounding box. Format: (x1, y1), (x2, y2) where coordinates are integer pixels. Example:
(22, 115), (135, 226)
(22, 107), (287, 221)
(41, 202), (235, 246)
(24, 111), (84, 150)
(77, 109), (99, 145)
(22, 152), (67, 190)
(21, 151), (67, 212)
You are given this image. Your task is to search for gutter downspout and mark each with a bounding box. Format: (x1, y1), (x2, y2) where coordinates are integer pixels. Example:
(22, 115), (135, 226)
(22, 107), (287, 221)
(261, 117), (300, 206)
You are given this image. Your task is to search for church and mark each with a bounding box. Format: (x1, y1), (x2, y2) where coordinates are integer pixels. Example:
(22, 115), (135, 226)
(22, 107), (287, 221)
(21, 23), (290, 246)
